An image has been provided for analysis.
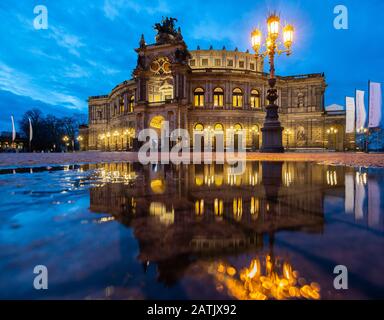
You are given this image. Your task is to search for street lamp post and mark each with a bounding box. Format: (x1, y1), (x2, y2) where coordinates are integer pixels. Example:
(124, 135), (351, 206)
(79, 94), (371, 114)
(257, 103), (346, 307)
(326, 127), (338, 151)
(63, 135), (69, 152)
(113, 131), (119, 151)
(77, 135), (83, 151)
(251, 126), (260, 151)
(251, 14), (294, 153)
(356, 127), (369, 152)
(284, 129), (291, 150)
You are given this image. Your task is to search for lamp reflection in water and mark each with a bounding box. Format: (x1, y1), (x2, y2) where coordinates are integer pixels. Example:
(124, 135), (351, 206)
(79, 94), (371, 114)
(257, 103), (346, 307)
(211, 254), (320, 300)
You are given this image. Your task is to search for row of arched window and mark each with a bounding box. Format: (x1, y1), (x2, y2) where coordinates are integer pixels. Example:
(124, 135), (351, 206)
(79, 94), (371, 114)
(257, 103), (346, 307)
(193, 88), (261, 108)
(194, 123), (247, 132)
(114, 96), (135, 116)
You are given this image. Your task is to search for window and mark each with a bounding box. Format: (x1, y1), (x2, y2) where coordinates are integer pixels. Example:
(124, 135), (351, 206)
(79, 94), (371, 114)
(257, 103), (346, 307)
(215, 59), (221, 67)
(113, 105), (117, 116)
(194, 88), (205, 107)
(250, 63), (255, 70)
(232, 88), (243, 107)
(250, 89), (261, 108)
(194, 123), (204, 131)
(239, 61), (245, 68)
(234, 123), (243, 131)
(227, 59), (234, 67)
(189, 59), (196, 67)
(119, 97), (125, 113)
(202, 59), (209, 66)
(214, 123), (224, 131)
(97, 111), (103, 120)
(129, 96), (134, 112)
(213, 88), (224, 107)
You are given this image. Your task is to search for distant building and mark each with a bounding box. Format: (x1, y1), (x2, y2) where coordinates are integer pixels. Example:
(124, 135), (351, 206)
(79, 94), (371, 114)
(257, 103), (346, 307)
(0, 132), (26, 152)
(80, 18), (354, 152)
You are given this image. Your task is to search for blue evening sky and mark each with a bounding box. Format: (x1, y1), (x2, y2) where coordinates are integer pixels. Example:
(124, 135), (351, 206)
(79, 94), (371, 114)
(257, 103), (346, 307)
(1, 0), (383, 130)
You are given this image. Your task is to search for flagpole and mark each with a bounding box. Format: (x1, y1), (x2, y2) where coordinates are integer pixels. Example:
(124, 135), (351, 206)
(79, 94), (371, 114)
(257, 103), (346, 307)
(11, 115), (16, 150)
(28, 117), (33, 152)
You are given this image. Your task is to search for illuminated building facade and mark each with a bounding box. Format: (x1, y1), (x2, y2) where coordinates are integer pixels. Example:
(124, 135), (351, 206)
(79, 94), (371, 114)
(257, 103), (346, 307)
(81, 18), (353, 151)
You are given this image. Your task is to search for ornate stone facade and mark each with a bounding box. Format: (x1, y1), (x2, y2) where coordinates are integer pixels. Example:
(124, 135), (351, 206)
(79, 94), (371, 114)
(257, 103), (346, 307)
(81, 18), (353, 152)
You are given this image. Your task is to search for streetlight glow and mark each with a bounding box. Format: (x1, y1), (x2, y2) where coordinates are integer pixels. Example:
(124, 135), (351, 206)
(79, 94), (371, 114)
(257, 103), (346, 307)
(267, 14), (280, 39)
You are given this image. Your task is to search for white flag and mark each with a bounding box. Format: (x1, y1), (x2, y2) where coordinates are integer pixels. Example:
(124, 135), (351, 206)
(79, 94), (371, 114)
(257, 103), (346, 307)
(29, 117), (33, 142)
(368, 82), (382, 128)
(345, 97), (355, 133)
(11, 115), (16, 142)
(355, 90), (366, 130)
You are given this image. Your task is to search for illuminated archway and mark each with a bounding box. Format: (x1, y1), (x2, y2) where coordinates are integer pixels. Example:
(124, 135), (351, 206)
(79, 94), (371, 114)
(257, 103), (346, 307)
(149, 115), (165, 130)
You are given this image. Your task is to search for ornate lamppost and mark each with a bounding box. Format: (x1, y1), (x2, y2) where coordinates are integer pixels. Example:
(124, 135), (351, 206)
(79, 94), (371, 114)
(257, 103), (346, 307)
(251, 14), (294, 153)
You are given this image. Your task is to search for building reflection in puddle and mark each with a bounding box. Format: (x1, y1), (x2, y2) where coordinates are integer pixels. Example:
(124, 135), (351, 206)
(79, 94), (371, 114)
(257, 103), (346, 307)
(85, 161), (383, 299)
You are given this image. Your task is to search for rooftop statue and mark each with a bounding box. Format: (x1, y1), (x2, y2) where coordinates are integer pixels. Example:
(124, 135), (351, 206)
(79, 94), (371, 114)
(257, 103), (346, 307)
(154, 17), (182, 44)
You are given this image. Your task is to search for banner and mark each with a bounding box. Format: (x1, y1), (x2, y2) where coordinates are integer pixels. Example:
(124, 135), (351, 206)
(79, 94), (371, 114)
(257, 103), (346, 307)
(29, 117), (33, 142)
(355, 90), (366, 130)
(368, 82), (382, 128)
(345, 97), (355, 133)
(11, 115), (16, 142)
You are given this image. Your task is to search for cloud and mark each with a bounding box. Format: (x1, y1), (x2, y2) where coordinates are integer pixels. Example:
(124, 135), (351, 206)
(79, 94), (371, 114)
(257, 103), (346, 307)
(103, 0), (170, 20)
(48, 26), (85, 57)
(0, 62), (86, 110)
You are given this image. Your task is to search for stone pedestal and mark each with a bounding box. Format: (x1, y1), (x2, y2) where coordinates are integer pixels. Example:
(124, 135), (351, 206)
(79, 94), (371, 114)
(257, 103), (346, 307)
(260, 78), (285, 153)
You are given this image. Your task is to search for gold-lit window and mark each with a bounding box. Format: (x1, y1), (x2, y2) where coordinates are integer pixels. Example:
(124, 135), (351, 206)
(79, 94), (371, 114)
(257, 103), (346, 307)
(119, 97), (125, 113)
(234, 123), (243, 131)
(129, 96), (134, 112)
(215, 59), (221, 67)
(194, 123), (204, 131)
(194, 88), (205, 107)
(227, 59), (234, 67)
(202, 59), (209, 66)
(213, 87), (224, 107)
(190, 59), (196, 67)
(232, 88), (243, 107)
(214, 123), (224, 131)
(239, 61), (245, 68)
(195, 199), (204, 216)
(250, 63), (255, 70)
(250, 89), (261, 108)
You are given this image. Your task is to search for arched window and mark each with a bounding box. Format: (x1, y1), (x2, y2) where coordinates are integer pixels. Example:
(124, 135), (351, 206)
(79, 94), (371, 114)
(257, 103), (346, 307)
(213, 87), (224, 107)
(232, 88), (243, 107)
(250, 89), (261, 108)
(194, 88), (205, 107)
(234, 123), (243, 132)
(119, 97), (125, 113)
(129, 96), (134, 112)
(194, 123), (204, 131)
(214, 123), (224, 131)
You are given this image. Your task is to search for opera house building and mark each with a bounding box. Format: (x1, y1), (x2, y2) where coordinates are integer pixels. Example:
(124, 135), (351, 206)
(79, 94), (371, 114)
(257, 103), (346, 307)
(80, 18), (353, 152)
